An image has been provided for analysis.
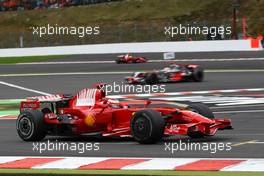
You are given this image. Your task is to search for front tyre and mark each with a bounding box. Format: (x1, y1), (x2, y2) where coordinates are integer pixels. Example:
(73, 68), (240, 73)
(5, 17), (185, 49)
(192, 67), (204, 82)
(16, 110), (47, 141)
(187, 103), (214, 138)
(131, 109), (165, 144)
(145, 73), (158, 85)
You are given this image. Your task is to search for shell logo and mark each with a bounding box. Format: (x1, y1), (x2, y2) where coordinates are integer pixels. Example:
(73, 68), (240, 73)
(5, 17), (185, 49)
(84, 114), (95, 126)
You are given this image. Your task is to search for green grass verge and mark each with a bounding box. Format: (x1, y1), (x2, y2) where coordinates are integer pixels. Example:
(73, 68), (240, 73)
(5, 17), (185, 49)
(0, 99), (20, 110)
(0, 99), (21, 114)
(0, 110), (19, 116)
(0, 169), (263, 176)
(0, 55), (67, 64)
(0, 0), (213, 26)
(0, 99), (21, 105)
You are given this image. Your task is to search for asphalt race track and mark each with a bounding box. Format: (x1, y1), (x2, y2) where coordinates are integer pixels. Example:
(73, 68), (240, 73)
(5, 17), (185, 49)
(0, 51), (264, 158)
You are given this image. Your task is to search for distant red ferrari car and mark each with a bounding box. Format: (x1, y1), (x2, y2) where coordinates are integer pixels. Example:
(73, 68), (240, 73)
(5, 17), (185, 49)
(125, 64), (204, 84)
(17, 86), (232, 144)
(115, 54), (147, 64)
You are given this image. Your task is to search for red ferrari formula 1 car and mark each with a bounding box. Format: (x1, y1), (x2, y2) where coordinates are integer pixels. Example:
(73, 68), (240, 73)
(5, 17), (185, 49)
(17, 86), (232, 144)
(115, 54), (147, 64)
(125, 64), (204, 84)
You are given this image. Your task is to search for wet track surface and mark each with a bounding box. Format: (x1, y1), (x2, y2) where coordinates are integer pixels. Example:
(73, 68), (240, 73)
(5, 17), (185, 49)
(0, 51), (264, 158)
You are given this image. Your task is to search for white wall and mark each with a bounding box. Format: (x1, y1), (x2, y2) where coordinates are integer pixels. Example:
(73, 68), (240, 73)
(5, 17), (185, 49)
(0, 40), (262, 57)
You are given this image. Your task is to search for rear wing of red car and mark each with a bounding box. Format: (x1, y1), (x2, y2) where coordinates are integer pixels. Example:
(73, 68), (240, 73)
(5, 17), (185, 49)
(20, 94), (64, 112)
(25, 94), (64, 102)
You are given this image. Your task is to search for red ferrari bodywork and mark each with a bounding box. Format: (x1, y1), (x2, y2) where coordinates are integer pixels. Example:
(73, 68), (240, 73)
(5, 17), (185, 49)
(116, 54), (147, 64)
(18, 87), (232, 143)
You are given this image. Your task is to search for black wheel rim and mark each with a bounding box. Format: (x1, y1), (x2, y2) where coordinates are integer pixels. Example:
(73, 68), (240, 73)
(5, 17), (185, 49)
(133, 116), (151, 139)
(18, 116), (32, 136)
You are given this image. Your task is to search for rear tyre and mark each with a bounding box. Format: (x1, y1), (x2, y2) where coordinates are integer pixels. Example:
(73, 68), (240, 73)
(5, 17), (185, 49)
(187, 103), (214, 138)
(131, 109), (165, 144)
(145, 73), (158, 85)
(132, 59), (138, 63)
(192, 67), (204, 82)
(115, 59), (122, 64)
(16, 110), (47, 141)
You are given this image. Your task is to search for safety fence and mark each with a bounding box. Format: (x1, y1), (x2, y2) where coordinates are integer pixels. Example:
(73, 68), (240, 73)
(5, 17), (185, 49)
(0, 19), (238, 49)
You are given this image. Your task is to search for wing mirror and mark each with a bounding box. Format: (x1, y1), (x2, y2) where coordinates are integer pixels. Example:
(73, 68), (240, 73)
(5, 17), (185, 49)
(144, 100), (151, 108)
(95, 100), (108, 108)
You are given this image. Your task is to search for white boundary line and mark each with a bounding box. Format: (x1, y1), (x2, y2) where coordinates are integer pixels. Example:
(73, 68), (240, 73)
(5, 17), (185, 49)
(109, 88), (264, 99)
(0, 71), (132, 77)
(0, 70), (264, 77)
(152, 58), (264, 62)
(0, 81), (264, 100)
(0, 81), (50, 95)
(214, 110), (264, 114)
(13, 57), (264, 65)
(205, 69), (264, 73)
(1, 81), (264, 114)
(210, 104), (264, 109)
(252, 142), (264, 144)
(16, 61), (115, 65)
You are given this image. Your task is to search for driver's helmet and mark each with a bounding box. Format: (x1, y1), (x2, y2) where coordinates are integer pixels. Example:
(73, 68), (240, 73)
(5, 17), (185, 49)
(134, 72), (144, 77)
(170, 64), (180, 69)
(162, 67), (171, 72)
(94, 84), (106, 98)
(124, 54), (130, 59)
(106, 98), (120, 108)
(98, 88), (106, 99)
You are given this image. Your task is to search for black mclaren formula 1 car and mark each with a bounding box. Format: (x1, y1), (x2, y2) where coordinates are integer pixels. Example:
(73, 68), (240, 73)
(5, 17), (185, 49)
(125, 64), (204, 84)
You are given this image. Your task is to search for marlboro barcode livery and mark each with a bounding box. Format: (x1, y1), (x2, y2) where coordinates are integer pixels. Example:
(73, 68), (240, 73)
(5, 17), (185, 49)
(17, 85), (232, 144)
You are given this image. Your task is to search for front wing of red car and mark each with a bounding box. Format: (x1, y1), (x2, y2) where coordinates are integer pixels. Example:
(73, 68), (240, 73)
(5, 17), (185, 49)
(164, 118), (232, 136)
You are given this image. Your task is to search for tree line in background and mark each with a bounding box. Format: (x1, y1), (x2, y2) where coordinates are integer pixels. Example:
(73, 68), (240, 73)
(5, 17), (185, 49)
(0, 0), (120, 11)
